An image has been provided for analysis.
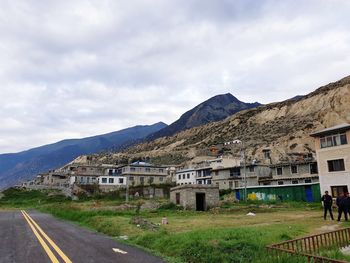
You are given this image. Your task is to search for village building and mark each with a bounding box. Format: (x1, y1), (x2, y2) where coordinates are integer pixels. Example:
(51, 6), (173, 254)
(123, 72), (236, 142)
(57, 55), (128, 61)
(310, 123), (350, 197)
(259, 160), (319, 186)
(212, 163), (271, 190)
(195, 157), (239, 185)
(119, 161), (168, 186)
(69, 164), (105, 185)
(170, 185), (220, 211)
(176, 168), (196, 185)
(43, 170), (70, 188)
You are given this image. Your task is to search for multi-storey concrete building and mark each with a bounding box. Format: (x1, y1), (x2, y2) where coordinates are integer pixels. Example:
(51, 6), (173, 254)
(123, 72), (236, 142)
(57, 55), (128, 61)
(212, 163), (271, 190)
(119, 161), (168, 186)
(259, 161), (319, 186)
(176, 168), (196, 185)
(69, 164), (105, 185)
(311, 123), (350, 197)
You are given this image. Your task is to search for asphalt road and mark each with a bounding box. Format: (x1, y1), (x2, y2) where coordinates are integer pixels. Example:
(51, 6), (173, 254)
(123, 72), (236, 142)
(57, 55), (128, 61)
(0, 210), (166, 263)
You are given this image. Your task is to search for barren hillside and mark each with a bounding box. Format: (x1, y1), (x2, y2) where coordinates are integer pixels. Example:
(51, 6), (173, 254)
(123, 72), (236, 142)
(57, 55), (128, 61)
(82, 75), (350, 166)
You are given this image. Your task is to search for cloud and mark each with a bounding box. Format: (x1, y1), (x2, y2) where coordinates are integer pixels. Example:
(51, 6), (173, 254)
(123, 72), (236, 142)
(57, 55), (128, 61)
(0, 0), (350, 153)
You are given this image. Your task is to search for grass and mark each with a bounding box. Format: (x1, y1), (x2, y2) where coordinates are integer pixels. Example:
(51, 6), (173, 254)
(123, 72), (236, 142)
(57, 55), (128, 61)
(2, 188), (350, 263)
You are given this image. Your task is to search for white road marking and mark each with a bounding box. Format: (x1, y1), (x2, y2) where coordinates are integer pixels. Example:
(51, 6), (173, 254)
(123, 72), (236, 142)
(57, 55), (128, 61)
(113, 248), (128, 254)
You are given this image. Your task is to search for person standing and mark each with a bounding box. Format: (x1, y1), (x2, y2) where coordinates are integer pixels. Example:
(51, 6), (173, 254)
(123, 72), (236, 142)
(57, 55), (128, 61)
(345, 192), (350, 218)
(336, 192), (348, 221)
(321, 191), (334, 220)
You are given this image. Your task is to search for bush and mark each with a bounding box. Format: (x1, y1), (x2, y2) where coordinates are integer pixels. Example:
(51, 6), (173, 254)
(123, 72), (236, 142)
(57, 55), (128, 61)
(158, 202), (183, 211)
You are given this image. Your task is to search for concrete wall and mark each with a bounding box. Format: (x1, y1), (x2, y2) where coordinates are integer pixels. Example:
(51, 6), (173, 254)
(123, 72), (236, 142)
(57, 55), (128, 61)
(316, 143), (350, 196)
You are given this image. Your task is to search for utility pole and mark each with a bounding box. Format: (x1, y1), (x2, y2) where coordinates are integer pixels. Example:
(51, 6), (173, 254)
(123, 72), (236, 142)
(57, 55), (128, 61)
(241, 141), (247, 202)
(125, 176), (129, 203)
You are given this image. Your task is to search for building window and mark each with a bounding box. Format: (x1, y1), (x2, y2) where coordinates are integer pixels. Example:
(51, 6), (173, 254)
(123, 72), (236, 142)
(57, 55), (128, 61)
(291, 165), (298, 174)
(109, 178), (114, 184)
(140, 177), (144, 183)
(215, 171), (219, 176)
(159, 177), (163, 182)
(182, 174), (185, 179)
(328, 159), (345, 172)
(276, 167), (283, 176)
(229, 181), (233, 188)
(108, 169), (113, 175)
(102, 178), (107, 183)
(159, 169), (164, 173)
(145, 168), (150, 172)
(178, 174), (181, 180)
(149, 177), (154, 184)
(119, 178), (124, 184)
(187, 173), (190, 179)
(263, 150), (271, 159)
(130, 167), (135, 172)
(129, 176), (134, 181)
(331, 185), (349, 197)
(320, 133), (348, 148)
(305, 179), (312, 183)
(230, 167), (241, 177)
(207, 179), (211, 184)
(292, 180), (298, 184)
(198, 180), (202, 184)
(278, 181), (284, 185)
(310, 162), (318, 174)
(249, 166), (255, 172)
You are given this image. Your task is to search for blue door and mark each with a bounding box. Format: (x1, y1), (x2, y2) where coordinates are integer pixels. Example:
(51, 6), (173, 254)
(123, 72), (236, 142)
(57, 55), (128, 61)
(235, 190), (241, 201)
(305, 186), (313, 202)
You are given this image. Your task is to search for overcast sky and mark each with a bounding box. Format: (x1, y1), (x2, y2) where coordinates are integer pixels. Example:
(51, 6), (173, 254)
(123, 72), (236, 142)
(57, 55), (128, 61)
(0, 0), (350, 153)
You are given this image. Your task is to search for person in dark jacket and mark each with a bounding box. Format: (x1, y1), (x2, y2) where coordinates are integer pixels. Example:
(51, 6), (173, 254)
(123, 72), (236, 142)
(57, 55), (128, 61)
(336, 192), (348, 221)
(321, 191), (334, 220)
(345, 192), (350, 218)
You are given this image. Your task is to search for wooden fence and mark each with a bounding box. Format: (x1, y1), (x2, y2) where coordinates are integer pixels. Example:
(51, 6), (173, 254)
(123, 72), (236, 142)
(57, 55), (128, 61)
(266, 228), (350, 262)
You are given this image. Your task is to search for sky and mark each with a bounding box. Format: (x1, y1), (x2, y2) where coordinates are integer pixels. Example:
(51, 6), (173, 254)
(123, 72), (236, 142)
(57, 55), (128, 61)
(1, 0), (350, 154)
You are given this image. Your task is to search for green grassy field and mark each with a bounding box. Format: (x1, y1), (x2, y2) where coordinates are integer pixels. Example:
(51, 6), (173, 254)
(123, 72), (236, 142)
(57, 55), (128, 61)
(1, 188), (350, 263)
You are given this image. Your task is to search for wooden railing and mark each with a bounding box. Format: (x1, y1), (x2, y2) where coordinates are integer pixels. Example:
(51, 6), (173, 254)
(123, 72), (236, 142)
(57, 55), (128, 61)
(267, 228), (350, 262)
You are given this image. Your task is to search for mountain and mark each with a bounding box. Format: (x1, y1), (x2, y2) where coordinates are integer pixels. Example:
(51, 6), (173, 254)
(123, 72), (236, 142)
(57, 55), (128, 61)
(0, 122), (167, 189)
(90, 75), (350, 166)
(147, 93), (261, 140)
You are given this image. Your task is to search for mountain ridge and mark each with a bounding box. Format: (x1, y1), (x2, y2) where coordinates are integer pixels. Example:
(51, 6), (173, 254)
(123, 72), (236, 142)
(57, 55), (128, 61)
(87, 75), (350, 166)
(147, 93), (261, 140)
(0, 122), (167, 188)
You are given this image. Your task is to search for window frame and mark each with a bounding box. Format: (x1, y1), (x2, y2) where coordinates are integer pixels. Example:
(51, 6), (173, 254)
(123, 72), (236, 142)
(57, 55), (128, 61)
(328, 159), (345, 172)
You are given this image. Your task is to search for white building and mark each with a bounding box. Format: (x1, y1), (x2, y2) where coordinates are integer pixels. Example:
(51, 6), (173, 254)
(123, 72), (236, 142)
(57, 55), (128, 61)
(310, 124), (350, 197)
(98, 176), (127, 186)
(176, 168), (196, 185)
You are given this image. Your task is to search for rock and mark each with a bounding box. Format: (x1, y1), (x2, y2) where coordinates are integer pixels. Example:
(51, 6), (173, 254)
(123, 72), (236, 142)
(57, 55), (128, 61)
(131, 217), (159, 231)
(140, 200), (160, 211)
(246, 212), (256, 216)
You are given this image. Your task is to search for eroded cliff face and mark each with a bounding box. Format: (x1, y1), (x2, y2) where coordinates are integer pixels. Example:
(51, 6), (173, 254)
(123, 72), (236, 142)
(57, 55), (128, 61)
(81, 76), (350, 166)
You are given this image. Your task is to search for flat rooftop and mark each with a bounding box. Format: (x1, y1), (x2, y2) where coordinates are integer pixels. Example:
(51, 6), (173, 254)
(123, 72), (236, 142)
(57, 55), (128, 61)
(310, 123), (350, 137)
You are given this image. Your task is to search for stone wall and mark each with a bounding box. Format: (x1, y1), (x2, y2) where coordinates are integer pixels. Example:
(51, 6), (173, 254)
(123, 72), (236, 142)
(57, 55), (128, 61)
(170, 185), (219, 210)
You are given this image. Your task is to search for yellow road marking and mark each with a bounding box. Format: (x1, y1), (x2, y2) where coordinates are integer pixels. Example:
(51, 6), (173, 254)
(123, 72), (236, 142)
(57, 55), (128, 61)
(21, 210), (59, 263)
(22, 210), (72, 263)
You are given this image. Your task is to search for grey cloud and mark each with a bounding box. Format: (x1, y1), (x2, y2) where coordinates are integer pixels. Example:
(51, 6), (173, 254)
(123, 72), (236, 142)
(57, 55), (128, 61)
(0, 0), (350, 153)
